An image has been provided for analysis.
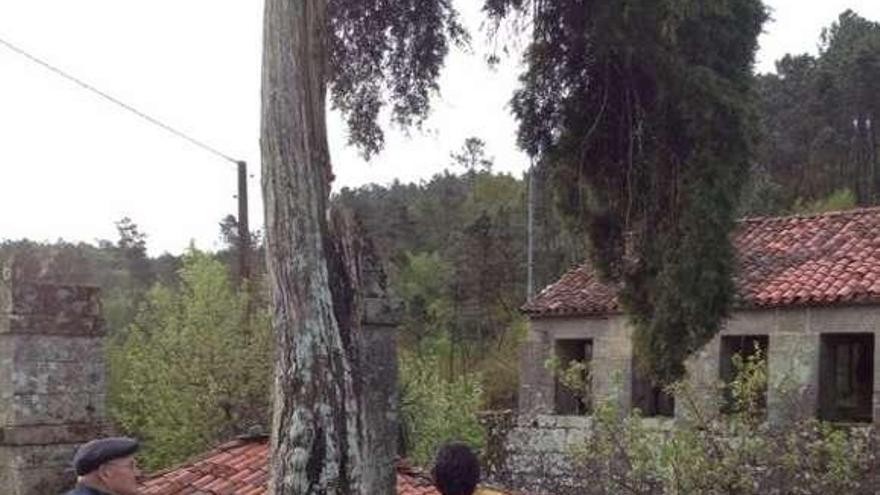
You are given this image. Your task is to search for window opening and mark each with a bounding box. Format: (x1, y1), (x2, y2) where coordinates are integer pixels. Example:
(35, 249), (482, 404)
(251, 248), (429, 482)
(819, 333), (874, 422)
(553, 339), (592, 415)
(720, 335), (769, 413)
(632, 355), (675, 417)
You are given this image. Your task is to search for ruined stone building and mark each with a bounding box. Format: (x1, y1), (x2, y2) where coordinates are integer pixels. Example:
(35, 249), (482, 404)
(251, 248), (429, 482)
(487, 207), (880, 493)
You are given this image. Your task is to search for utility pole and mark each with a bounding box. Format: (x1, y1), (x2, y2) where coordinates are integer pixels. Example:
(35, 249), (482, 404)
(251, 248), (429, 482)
(237, 160), (250, 282)
(527, 158), (536, 300)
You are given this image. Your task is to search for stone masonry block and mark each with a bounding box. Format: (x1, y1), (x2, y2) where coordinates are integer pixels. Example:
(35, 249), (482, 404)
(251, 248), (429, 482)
(807, 306), (880, 334)
(3, 313), (104, 337)
(725, 309), (781, 335)
(4, 360), (105, 397)
(506, 427), (569, 454)
(0, 443), (77, 470)
(768, 333), (819, 424)
(1, 392), (104, 426)
(775, 308), (808, 334)
(0, 422), (108, 446)
(0, 464), (76, 495)
(8, 334), (103, 364)
(9, 283), (100, 318)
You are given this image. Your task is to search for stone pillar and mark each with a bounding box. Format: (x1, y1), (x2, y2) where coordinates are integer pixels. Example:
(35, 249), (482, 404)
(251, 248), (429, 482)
(767, 332), (819, 424)
(359, 252), (402, 495)
(592, 319), (634, 413)
(677, 335), (722, 423)
(518, 332), (553, 415)
(0, 254), (106, 495)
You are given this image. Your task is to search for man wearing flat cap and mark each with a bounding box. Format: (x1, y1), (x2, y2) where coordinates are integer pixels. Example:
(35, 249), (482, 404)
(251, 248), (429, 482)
(63, 437), (142, 495)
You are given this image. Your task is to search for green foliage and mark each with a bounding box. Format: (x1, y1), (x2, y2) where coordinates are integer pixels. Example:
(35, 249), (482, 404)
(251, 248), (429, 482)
(544, 353), (591, 410)
(790, 188), (857, 215)
(727, 346), (767, 421)
(327, 0), (467, 157)
(395, 251), (455, 347)
(452, 137), (494, 173)
(108, 250), (271, 471)
(337, 139), (577, 409)
(476, 316), (527, 410)
(398, 348), (485, 467)
(487, 0), (767, 383)
(572, 356), (880, 494)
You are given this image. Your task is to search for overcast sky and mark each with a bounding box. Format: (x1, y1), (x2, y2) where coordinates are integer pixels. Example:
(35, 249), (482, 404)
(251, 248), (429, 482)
(1, 1), (879, 255)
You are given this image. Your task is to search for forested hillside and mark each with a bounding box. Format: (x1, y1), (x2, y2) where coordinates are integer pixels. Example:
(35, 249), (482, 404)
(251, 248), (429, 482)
(747, 10), (880, 215)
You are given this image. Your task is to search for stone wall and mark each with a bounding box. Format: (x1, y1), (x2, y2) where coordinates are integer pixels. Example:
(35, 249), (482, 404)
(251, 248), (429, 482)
(0, 253), (107, 495)
(482, 412), (591, 495)
(519, 305), (880, 422)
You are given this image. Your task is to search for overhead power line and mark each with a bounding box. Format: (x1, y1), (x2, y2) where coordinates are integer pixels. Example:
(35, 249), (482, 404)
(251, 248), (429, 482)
(0, 36), (240, 164)
(1, 35), (254, 281)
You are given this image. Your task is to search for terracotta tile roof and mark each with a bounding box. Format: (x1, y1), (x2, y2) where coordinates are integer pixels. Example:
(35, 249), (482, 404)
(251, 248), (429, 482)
(140, 437), (269, 495)
(140, 436), (508, 495)
(523, 207), (880, 317)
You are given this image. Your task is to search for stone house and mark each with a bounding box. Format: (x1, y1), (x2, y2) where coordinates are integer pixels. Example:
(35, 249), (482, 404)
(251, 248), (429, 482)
(480, 207), (880, 494)
(518, 207), (880, 423)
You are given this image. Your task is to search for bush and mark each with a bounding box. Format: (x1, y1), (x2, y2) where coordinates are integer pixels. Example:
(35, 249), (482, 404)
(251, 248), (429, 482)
(399, 345), (485, 466)
(108, 250), (271, 470)
(569, 353), (880, 494)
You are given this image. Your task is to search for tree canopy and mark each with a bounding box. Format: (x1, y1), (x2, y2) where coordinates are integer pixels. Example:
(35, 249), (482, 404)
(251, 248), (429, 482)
(753, 10), (880, 210)
(327, 0), (467, 157)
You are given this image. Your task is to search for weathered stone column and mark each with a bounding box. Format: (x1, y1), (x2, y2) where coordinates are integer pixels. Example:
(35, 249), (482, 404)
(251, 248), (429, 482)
(0, 254), (107, 494)
(359, 249), (402, 495)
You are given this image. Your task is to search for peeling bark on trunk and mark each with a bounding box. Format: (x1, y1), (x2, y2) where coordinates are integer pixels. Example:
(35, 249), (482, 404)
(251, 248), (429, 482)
(261, 1), (366, 493)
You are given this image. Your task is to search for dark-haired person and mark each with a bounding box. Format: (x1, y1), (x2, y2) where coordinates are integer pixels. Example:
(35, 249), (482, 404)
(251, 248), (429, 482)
(63, 437), (141, 495)
(432, 442), (480, 495)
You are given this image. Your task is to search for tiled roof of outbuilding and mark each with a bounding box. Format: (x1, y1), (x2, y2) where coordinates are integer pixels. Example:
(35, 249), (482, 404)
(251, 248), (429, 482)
(523, 207), (880, 317)
(140, 435), (511, 495)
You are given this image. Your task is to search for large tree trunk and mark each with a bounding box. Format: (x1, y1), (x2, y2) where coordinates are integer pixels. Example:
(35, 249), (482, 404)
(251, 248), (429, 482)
(261, 0), (366, 493)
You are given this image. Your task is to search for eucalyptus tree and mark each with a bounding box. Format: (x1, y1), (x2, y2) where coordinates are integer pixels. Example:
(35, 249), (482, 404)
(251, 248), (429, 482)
(260, 1), (464, 493)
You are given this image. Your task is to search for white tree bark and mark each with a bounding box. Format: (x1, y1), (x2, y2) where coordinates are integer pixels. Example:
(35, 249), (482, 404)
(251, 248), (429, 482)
(261, 0), (366, 493)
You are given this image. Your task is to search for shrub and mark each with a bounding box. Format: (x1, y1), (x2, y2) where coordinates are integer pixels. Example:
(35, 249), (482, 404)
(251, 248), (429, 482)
(553, 353), (880, 494)
(399, 347), (485, 466)
(108, 249), (271, 470)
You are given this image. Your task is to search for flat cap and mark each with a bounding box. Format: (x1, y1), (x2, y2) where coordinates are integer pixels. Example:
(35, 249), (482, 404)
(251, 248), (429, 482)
(73, 437), (139, 476)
